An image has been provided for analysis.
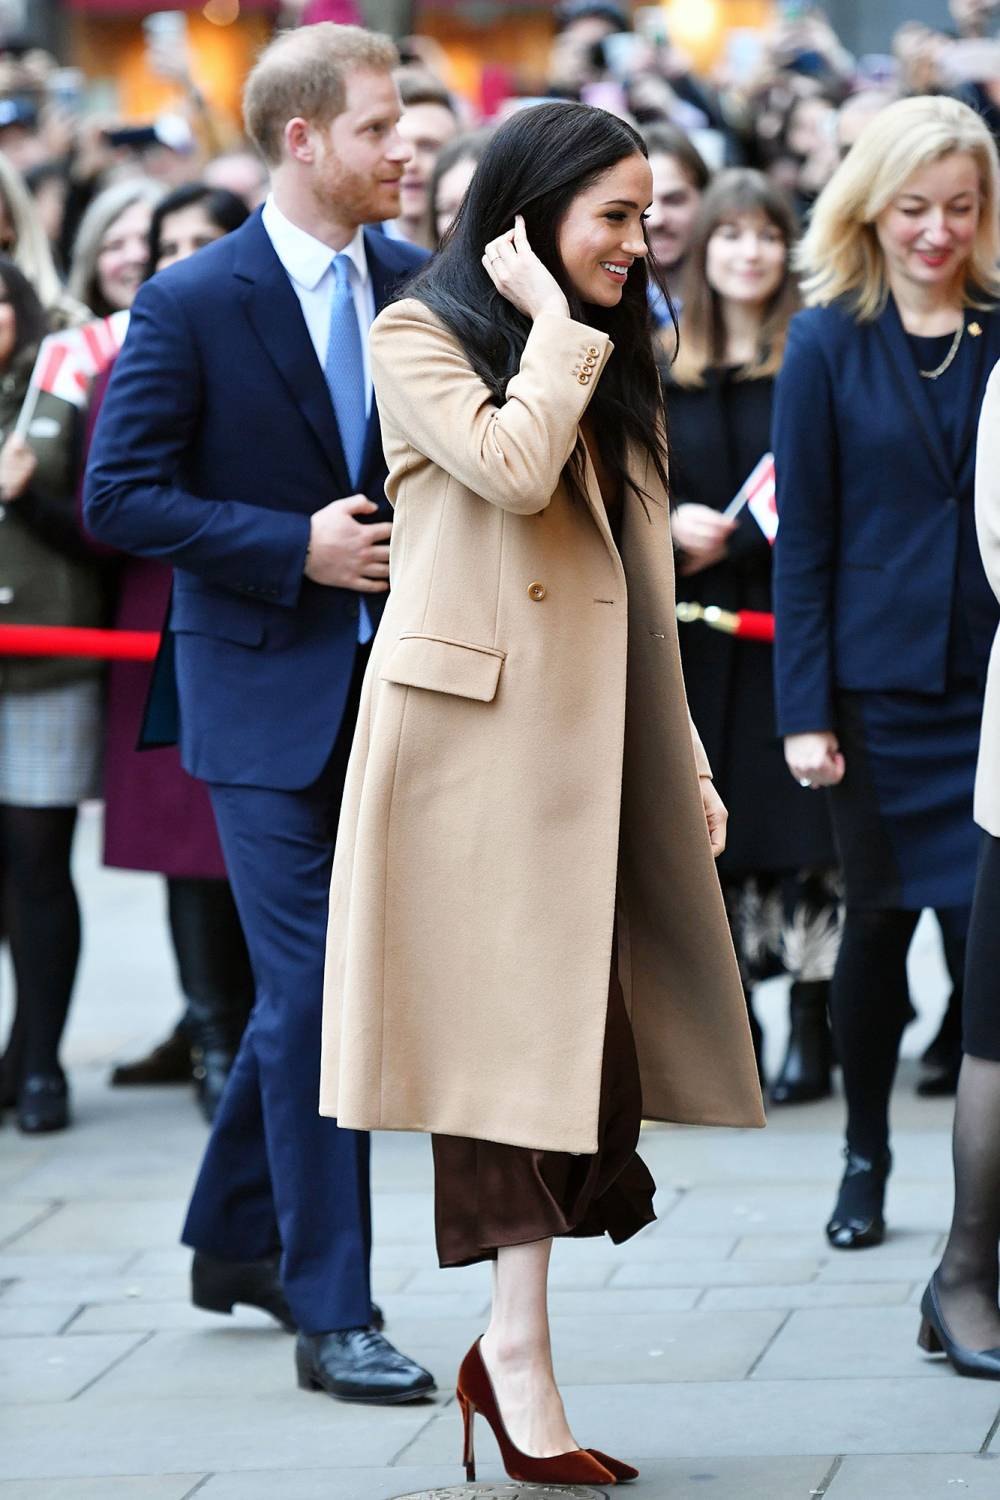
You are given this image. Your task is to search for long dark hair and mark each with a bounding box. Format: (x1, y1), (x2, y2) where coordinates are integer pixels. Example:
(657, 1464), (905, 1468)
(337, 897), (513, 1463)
(404, 100), (674, 509)
(0, 256), (47, 367)
(146, 184), (250, 279)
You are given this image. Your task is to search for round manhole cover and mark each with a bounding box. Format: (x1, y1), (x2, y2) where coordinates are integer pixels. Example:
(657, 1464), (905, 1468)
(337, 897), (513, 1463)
(391, 1487), (609, 1499)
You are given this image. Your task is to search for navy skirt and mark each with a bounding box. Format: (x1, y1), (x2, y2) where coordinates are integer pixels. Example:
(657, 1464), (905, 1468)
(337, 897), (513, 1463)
(829, 684), (983, 911)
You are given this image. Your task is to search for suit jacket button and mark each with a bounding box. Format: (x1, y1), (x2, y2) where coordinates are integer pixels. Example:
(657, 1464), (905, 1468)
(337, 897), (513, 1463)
(528, 581), (546, 601)
(586, 345), (599, 356)
(584, 355), (597, 368)
(578, 373), (590, 384)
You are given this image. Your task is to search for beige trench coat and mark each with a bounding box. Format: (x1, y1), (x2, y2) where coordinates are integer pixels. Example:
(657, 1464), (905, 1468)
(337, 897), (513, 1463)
(320, 299), (765, 1154)
(974, 361), (1000, 835)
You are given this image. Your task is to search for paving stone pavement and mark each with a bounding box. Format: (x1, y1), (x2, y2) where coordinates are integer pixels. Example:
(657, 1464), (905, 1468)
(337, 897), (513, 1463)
(2, 808), (999, 1498)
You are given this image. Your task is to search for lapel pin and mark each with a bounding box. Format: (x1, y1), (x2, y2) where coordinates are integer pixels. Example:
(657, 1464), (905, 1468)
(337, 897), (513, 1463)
(970, 322), (983, 337)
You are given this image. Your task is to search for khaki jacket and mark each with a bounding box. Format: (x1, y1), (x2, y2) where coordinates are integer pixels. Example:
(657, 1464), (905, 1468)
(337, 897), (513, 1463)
(320, 299), (764, 1153)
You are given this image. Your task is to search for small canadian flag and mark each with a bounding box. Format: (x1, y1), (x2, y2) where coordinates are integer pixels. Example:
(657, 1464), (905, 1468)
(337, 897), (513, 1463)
(16, 310), (130, 433)
(724, 452), (778, 544)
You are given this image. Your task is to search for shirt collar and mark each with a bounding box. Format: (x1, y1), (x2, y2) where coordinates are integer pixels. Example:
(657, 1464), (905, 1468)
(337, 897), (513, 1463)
(262, 194), (369, 292)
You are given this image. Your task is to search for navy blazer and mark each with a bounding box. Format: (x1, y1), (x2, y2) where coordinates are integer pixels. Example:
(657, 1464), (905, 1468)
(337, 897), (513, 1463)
(84, 213), (426, 789)
(772, 297), (1000, 737)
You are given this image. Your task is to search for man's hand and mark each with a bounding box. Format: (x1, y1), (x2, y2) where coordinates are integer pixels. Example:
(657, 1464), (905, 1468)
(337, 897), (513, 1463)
(0, 434), (37, 503)
(784, 731), (846, 789)
(304, 494), (392, 591)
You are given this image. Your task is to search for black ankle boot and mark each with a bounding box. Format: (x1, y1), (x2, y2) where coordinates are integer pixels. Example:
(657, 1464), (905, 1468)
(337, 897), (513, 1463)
(826, 1147), (891, 1249)
(185, 994), (242, 1124)
(771, 981), (834, 1106)
(17, 1071), (69, 1134)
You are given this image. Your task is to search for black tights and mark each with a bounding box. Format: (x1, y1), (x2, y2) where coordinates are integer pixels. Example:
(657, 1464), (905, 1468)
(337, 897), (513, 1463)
(832, 905), (968, 1160)
(936, 1056), (1000, 1349)
(0, 805), (80, 1084)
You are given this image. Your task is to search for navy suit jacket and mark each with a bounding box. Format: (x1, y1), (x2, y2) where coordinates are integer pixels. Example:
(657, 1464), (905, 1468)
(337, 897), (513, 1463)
(772, 297), (1000, 737)
(85, 212), (426, 789)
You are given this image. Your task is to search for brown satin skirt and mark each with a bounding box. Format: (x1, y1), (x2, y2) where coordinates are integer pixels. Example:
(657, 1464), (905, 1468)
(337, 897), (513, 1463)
(431, 959), (657, 1268)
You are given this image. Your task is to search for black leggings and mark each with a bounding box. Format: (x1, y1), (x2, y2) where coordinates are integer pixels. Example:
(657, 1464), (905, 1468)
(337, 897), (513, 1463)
(832, 904), (968, 1158)
(0, 804), (80, 1082)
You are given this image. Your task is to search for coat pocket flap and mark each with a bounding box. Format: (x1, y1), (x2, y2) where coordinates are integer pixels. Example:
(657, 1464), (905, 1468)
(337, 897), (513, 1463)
(170, 591), (265, 647)
(380, 633), (505, 702)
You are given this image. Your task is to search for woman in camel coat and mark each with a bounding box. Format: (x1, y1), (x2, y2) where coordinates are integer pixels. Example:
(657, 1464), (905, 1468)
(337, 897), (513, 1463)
(321, 102), (763, 1488)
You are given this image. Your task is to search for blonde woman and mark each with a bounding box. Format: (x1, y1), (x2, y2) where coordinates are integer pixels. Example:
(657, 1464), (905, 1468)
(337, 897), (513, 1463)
(773, 96), (1000, 1250)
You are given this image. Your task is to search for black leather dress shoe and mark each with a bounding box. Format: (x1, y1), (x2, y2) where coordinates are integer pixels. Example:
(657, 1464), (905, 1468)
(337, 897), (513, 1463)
(191, 1251), (296, 1331)
(17, 1074), (69, 1134)
(296, 1328), (436, 1404)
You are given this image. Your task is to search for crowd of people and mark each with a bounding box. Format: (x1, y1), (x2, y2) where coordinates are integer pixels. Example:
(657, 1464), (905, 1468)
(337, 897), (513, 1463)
(1, 0), (1000, 1481)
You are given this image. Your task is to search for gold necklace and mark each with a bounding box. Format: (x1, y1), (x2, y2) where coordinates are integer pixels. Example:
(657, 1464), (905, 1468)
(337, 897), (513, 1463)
(918, 321), (964, 380)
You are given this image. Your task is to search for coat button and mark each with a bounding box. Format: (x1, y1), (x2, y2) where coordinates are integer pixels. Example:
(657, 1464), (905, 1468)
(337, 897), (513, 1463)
(577, 373), (590, 384)
(586, 346), (599, 356)
(584, 354), (597, 367)
(528, 581), (546, 601)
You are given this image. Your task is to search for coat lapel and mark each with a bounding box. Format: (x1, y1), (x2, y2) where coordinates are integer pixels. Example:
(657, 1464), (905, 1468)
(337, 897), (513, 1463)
(874, 296), (958, 493)
(233, 215), (351, 492)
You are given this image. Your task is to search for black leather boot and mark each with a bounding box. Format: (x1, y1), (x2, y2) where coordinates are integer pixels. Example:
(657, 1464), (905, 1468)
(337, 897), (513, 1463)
(167, 878), (253, 1123)
(771, 980), (834, 1105)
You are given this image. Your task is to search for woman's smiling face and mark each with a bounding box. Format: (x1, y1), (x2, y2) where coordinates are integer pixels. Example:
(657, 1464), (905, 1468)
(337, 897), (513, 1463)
(556, 152), (652, 308)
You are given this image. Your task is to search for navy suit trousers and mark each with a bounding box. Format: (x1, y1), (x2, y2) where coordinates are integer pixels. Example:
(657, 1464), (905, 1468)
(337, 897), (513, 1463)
(181, 647), (371, 1334)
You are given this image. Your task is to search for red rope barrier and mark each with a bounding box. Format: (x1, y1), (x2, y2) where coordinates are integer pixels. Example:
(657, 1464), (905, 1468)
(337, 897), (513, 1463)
(0, 625), (160, 661)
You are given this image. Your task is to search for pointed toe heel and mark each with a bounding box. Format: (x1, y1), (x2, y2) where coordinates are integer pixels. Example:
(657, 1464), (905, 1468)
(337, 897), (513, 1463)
(588, 1447), (640, 1481)
(918, 1275), (1000, 1379)
(455, 1338), (616, 1486)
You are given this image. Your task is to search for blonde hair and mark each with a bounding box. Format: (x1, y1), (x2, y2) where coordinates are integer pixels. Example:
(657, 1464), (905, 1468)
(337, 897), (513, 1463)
(797, 94), (1000, 320)
(243, 23), (398, 167)
(0, 153), (66, 313)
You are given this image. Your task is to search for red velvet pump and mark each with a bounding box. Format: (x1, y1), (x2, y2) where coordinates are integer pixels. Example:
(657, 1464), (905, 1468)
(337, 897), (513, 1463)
(456, 1338), (618, 1486)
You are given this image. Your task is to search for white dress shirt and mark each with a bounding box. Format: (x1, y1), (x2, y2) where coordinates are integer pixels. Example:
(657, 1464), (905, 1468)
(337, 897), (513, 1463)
(261, 194), (374, 416)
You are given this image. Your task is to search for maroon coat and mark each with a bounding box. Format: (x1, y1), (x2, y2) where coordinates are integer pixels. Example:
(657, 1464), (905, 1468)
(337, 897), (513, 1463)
(86, 365), (227, 878)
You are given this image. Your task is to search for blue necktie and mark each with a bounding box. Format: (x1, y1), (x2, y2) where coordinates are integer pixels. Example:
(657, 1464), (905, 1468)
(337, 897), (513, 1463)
(325, 253), (374, 645)
(325, 254), (367, 489)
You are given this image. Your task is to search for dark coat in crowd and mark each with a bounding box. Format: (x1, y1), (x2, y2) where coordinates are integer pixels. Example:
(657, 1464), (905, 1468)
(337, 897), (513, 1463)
(664, 366), (835, 875)
(773, 298), (1000, 736)
(84, 362), (227, 878)
(0, 355), (106, 694)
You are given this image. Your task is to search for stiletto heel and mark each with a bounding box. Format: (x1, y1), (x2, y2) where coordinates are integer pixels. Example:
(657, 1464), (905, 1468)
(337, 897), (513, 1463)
(458, 1390), (476, 1480)
(455, 1338), (618, 1486)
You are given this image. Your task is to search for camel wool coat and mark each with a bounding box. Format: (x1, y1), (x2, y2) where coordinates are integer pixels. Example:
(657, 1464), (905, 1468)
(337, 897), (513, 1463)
(319, 299), (765, 1154)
